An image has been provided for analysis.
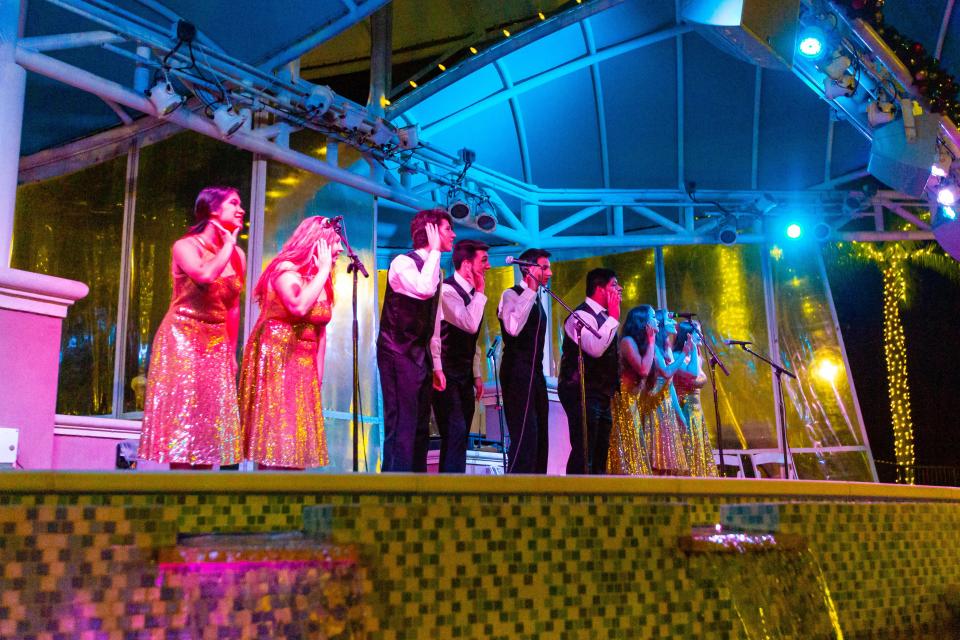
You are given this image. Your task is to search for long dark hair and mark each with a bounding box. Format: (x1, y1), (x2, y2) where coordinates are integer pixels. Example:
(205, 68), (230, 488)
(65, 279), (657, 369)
(622, 305), (657, 390)
(655, 308), (675, 355)
(188, 186), (240, 234)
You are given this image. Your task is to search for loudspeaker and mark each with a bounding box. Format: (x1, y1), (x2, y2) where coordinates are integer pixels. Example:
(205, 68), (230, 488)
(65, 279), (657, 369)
(868, 114), (939, 197)
(680, 0), (801, 69)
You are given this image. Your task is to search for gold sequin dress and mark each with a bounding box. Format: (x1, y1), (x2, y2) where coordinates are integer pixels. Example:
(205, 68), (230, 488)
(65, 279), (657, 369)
(239, 276), (333, 468)
(647, 378), (689, 475)
(675, 373), (719, 477)
(608, 381), (652, 475)
(138, 261), (243, 465)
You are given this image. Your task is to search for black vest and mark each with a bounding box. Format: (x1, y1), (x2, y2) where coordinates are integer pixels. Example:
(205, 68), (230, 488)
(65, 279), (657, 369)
(377, 251), (440, 368)
(558, 301), (619, 397)
(439, 276), (481, 379)
(499, 285), (546, 378)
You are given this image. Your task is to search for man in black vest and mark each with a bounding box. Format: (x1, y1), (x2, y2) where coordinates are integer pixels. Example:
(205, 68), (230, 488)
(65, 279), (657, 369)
(497, 248), (552, 474)
(429, 239), (490, 473)
(377, 208), (456, 472)
(558, 268), (621, 475)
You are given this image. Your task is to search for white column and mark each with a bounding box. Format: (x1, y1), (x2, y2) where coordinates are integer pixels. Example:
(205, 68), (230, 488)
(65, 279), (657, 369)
(0, 0), (27, 267)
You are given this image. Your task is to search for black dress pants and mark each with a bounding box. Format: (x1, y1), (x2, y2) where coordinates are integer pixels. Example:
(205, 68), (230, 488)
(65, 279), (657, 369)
(559, 385), (613, 475)
(501, 369), (549, 474)
(378, 348), (433, 472)
(431, 373), (476, 473)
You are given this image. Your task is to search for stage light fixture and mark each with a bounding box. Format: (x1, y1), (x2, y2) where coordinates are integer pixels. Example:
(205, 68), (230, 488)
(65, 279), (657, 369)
(797, 27), (826, 59)
(786, 223), (803, 239)
(932, 147), (953, 177)
(474, 206), (497, 232)
(813, 221), (832, 241)
(824, 75), (857, 99)
(397, 124), (420, 150)
(937, 184), (957, 206)
(942, 205), (957, 220)
(449, 199), (471, 220)
(367, 118), (398, 147)
(867, 96), (896, 127)
(212, 105), (246, 138)
(716, 218), (738, 246)
(304, 84), (335, 115)
(146, 78), (184, 117)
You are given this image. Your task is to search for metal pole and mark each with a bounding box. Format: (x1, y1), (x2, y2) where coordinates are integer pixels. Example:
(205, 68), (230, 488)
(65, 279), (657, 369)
(0, 0), (27, 267)
(367, 4), (391, 118)
(760, 243), (789, 479)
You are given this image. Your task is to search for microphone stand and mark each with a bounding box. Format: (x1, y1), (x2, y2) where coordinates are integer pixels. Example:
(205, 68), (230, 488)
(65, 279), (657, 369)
(539, 284), (601, 475)
(334, 218), (369, 473)
(737, 344), (797, 479)
(693, 322), (730, 477)
(487, 341), (508, 473)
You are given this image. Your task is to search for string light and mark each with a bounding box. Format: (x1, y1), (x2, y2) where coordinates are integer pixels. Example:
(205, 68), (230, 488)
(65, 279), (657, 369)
(438, 64), (446, 71)
(469, 46), (478, 54)
(502, 29), (511, 37)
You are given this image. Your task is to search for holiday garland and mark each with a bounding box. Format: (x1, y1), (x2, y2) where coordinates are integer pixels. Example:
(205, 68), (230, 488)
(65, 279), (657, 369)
(835, 0), (960, 124)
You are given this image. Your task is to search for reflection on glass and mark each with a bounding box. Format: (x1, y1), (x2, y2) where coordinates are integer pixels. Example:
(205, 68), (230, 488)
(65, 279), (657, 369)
(548, 250), (658, 377)
(265, 131), (379, 472)
(663, 245), (775, 451)
(125, 132), (252, 416)
(773, 244), (871, 481)
(12, 155), (127, 416)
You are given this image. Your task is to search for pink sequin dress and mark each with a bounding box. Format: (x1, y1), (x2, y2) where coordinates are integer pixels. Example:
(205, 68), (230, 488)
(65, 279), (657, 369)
(138, 250), (243, 465)
(239, 274), (333, 468)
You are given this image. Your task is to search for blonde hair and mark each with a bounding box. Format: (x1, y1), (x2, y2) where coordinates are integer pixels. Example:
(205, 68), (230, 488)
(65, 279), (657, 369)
(253, 216), (339, 303)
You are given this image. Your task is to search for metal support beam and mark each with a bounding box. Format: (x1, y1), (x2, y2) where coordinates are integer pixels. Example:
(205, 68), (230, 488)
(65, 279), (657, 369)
(541, 205), (605, 237)
(19, 30), (124, 51)
(367, 3), (391, 118)
(761, 243), (787, 477)
(627, 205), (687, 235)
(936, 0), (956, 59)
(494, 61), (533, 183)
(243, 154), (268, 345)
(0, 0), (27, 267)
(110, 142), (138, 418)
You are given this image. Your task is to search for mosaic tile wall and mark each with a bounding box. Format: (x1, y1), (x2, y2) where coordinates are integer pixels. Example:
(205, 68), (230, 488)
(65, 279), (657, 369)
(2, 479), (960, 639)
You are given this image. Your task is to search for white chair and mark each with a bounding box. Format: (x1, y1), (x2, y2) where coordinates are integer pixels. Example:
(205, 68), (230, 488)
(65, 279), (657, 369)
(713, 452), (746, 478)
(750, 451), (797, 479)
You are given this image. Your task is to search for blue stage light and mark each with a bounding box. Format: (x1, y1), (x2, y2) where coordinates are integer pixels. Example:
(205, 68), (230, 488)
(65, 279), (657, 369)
(786, 223), (802, 239)
(797, 27), (826, 59)
(938, 185), (957, 206)
(944, 205), (957, 220)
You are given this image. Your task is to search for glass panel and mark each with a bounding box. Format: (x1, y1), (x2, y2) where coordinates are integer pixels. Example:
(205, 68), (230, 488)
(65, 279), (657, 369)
(264, 131), (380, 472)
(123, 132), (252, 416)
(548, 250), (658, 377)
(12, 155), (127, 416)
(772, 244), (871, 479)
(663, 244), (776, 451)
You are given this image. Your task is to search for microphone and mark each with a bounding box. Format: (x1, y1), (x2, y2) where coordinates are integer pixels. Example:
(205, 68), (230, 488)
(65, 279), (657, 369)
(674, 311), (697, 319)
(505, 256), (539, 267)
(486, 336), (501, 359)
(724, 339), (752, 347)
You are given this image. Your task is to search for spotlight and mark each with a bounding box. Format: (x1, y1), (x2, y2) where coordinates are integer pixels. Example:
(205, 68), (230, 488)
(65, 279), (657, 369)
(932, 147), (953, 178)
(367, 118), (398, 147)
(822, 52), (851, 80)
(941, 205), (957, 221)
(786, 223), (803, 239)
(146, 78), (184, 117)
(474, 206), (497, 232)
(716, 218), (738, 246)
(937, 184), (957, 206)
(797, 26), (826, 59)
(304, 84), (335, 115)
(867, 97), (896, 127)
(824, 75), (857, 99)
(212, 105), (246, 138)
(449, 199), (471, 220)
(397, 124), (420, 150)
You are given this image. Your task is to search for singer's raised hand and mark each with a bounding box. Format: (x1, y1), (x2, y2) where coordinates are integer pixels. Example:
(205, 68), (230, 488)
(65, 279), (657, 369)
(426, 222), (441, 252)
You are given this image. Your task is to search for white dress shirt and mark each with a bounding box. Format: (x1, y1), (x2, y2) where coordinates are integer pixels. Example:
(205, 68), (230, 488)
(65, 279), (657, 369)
(496, 280), (541, 337)
(563, 296), (619, 358)
(430, 270), (487, 377)
(387, 247), (441, 299)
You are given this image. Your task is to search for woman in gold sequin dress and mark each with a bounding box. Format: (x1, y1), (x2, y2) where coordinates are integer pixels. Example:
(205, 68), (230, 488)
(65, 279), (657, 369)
(647, 309), (692, 475)
(674, 321), (719, 477)
(240, 216), (342, 469)
(138, 186), (246, 468)
(607, 305), (657, 475)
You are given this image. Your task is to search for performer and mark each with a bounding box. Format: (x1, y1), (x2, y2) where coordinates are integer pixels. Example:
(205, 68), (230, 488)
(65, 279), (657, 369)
(607, 305), (657, 476)
(497, 248), (552, 474)
(674, 321), (719, 477)
(239, 216), (341, 470)
(138, 186), (246, 469)
(378, 209), (456, 472)
(558, 268), (622, 475)
(647, 309), (692, 475)
(429, 239), (491, 473)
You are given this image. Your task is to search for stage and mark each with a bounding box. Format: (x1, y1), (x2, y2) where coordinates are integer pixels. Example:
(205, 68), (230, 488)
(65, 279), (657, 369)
(3, 472), (959, 638)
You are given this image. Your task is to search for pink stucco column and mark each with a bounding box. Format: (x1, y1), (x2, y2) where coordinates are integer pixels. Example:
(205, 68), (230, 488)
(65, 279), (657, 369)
(0, 268), (88, 468)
